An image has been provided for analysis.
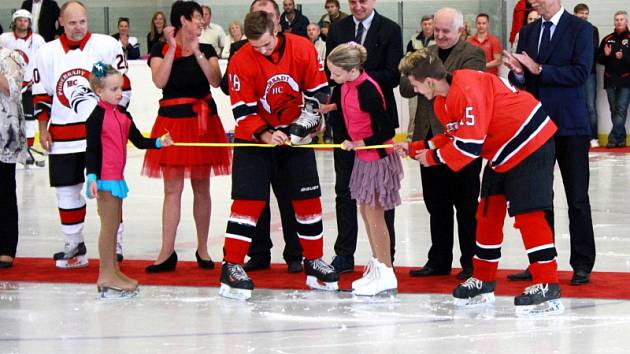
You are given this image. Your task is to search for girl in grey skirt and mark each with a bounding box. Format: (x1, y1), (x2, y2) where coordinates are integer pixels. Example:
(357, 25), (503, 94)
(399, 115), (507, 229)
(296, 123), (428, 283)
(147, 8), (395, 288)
(326, 42), (403, 296)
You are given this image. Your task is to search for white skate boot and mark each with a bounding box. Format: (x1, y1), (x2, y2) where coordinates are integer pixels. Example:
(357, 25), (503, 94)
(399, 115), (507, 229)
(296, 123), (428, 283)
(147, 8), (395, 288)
(353, 261), (398, 297)
(352, 257), (377, 290)
(53, 242), (88, 269)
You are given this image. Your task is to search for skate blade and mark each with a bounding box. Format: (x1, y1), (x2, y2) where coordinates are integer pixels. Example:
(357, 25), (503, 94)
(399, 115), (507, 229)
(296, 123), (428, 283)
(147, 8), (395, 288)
(515, 299), (565, 317)
(290, 135), (312, 145)
(352, 288), (398, 298)
(55, 255), (89, 269)
(306, 276), (339, 291)
(219, 283), (252, 300)
(453, 293), (495, 307)
(98, 286), (139, 300)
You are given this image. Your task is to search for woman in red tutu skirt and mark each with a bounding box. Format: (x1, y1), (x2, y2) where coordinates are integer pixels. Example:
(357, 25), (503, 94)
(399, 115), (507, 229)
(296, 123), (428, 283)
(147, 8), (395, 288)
(142, 0), (231, 272)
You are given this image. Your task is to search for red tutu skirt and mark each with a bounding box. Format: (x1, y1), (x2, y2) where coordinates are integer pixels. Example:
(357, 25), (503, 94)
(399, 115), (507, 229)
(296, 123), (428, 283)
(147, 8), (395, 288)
(142, 114), (232, 180)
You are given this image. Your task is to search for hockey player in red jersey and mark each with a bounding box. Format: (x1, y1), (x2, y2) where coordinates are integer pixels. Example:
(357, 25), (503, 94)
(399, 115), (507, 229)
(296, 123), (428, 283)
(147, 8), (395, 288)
(397, 49), (564, 316)
(219, 9), (338, 300)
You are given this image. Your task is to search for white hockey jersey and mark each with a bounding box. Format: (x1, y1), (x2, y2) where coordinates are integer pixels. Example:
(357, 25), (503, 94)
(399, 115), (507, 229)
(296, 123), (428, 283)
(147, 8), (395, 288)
(32, 32), (131, 155)
(0, 30), (45, 89)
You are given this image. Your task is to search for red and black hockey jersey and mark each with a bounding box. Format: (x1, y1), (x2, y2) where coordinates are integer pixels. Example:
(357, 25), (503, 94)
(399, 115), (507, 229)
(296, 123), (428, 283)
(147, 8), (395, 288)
(417, 69), (557, 173)
(227, 33), (328, 141)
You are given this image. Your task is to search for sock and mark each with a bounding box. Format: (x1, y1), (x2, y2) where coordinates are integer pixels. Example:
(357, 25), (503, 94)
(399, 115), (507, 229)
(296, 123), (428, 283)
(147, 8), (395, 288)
(223, 200), (265, 265)
(292, 198), (323, 260)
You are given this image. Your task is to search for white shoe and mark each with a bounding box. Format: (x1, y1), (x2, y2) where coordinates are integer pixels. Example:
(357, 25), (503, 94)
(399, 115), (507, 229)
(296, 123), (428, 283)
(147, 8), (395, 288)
(590, 139), (600, 148)
(352, 257), (377, 290)
(353, 262), (397, 296)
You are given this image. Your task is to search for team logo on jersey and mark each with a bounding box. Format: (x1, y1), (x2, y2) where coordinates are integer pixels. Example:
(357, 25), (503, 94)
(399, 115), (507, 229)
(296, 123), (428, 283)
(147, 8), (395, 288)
(55, 68), (94, 109)
(446, 122), (459, 132)
(14, 49), (29, 65)
(260, 74), (300, 113)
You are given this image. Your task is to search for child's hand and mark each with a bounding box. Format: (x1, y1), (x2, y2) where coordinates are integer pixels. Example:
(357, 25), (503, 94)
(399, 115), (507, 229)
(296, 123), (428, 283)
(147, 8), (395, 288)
(394, 142), (409, 157)
(160, 132), (174, 147)
(90, 181), (98, 199)
(317, 103), (337, 114)
(340, 140), (354, 151)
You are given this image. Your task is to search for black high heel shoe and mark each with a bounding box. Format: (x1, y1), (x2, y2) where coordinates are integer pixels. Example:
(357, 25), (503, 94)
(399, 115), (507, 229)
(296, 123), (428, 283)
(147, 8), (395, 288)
(145, 251), (177, 273)
(195, 251), (215, 269)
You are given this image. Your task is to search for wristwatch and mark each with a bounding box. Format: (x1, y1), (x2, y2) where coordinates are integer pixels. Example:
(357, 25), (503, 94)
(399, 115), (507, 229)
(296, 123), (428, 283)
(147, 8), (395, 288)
(538, 64), (543, 74)
(197, 53), (205, 60)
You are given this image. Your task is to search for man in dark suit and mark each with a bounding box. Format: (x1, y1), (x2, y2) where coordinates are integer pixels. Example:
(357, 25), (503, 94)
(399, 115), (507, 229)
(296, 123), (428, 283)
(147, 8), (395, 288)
(399, 7), (485, 280)
(504, 0), (595, 285)
(325, 0), (403, 272)
(21, 0), (60, 42)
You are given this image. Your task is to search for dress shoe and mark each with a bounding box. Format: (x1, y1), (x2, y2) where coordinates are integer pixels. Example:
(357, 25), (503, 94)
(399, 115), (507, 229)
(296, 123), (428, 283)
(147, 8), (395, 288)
(409, 266), (450, 277)
(571, 269), (590, 285)
(145, 251), (177, 273)
(331, 255), (354, 273)
(195, 251), (215, 269)
(507, 268), (532, 281)
(0, 261), (13, 269)
(456, 267), (472, 280)
(287, 260), (303, 273)
(243, 256), (271, 272)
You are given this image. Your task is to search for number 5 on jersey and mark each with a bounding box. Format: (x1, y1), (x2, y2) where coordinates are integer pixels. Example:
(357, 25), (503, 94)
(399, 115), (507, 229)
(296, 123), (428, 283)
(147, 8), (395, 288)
(460, 107), (475, 126)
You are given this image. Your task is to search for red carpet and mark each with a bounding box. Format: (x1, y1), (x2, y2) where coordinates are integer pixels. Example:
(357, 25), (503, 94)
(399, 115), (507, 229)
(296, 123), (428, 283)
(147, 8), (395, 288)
(591, 146), (630, 153)
(0, 257), (627, 300)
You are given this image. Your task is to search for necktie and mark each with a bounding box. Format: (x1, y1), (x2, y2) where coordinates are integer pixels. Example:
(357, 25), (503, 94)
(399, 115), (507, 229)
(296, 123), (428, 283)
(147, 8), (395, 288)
(355, 22), (364, 44)
(538, 21), (553, 59)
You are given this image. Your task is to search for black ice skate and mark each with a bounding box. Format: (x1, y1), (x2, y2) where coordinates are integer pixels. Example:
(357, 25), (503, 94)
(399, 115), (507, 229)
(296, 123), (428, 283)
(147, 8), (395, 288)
(219, 262), (254, 300)
(304, 258), (339, 291)
(288, 95), (322, 145)
(452, 277), (496, 306)
(514, 283), (564, 317)
(53, 242), (88, 269)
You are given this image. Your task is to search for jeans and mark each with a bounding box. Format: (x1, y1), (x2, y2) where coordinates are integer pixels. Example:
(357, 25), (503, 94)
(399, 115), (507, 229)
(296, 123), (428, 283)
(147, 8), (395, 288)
(584, 73), (598, 140)
(606, 87), (630, 146)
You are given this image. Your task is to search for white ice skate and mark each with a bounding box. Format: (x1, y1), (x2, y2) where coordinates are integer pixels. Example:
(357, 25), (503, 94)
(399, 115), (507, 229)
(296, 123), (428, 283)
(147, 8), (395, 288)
(54, 242), (89, 269)
(452, 278), (496, 307)
(514, 283), (565, 317)
(219, 262), (254, 300)
(353, 262), (398, 297)
(352, 257), (377, 290)
(304, 258), (339, 291)
(98, 285), (139, 300)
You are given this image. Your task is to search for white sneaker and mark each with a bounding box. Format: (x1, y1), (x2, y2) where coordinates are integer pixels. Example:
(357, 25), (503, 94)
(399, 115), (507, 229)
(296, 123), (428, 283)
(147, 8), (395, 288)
(590, 139), (600, 148)
(352, 257), (377, 290)
(353, 262), (397, 296)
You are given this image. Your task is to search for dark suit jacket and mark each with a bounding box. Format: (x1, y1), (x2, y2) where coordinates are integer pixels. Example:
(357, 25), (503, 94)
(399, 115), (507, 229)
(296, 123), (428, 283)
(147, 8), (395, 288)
(21, 0), (60, 42)
(326, 11), (403, 136)
(400, 40), (485, 140)
(509, 10), (593, 136)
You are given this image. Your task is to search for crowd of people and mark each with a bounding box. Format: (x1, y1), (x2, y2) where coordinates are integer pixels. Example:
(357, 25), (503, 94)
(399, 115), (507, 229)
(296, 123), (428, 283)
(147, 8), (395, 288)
(0, 0), (628, 315)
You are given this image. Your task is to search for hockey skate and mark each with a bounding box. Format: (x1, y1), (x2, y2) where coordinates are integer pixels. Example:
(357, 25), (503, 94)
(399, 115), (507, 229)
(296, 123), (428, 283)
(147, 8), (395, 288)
(353, 261), (397, 297)
(219, 262), (254, 300)
(514, 283), (564, 317)
(53, 242), (89, 269)
(97, 285), (139, 300)
(352, 257), (377, 290)
(452, 277), (496, 306)
(304, 258), (339, 291)
(288, 95), (322, 145)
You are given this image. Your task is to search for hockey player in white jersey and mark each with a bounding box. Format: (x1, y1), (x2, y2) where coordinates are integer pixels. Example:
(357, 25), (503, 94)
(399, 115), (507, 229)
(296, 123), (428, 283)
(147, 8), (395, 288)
(0, 10), (46, 166)
(32, 1), (131, 268)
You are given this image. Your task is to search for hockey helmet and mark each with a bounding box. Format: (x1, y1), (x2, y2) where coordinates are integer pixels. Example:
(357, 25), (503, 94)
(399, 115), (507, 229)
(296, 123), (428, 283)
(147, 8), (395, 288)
(12, 9), (33, 22)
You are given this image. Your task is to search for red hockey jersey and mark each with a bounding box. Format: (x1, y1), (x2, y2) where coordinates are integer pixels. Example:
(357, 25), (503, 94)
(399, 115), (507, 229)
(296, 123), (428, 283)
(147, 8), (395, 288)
(419, 70), (557, 173)
(227, 33), (328, 141)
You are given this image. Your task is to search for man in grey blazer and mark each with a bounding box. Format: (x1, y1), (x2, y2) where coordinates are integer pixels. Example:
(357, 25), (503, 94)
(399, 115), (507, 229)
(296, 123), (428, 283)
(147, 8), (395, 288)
(400, 7), (485, 280)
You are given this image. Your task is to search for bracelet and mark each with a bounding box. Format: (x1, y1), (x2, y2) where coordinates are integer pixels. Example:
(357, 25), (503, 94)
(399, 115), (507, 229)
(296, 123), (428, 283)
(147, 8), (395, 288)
(197, 53), (205, 60)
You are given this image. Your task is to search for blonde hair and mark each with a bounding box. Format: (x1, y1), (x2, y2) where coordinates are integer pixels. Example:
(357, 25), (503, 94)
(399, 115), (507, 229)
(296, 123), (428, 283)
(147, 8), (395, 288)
(398, 48), (447, 81)
(326, 42), (367, 72)
(89, 63), (121, 92)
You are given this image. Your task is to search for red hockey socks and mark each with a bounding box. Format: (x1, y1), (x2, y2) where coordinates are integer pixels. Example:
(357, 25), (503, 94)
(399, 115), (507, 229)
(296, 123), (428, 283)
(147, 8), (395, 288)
(223, 200), (265, 265)
(292, 198), (324, 260)
(473, 196), (507, 282)
(513, 211), (558, 283)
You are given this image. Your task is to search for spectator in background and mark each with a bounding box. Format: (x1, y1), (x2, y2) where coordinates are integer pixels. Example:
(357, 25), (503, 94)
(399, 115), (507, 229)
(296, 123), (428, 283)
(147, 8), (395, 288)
(399, 7), (485, 280)
(512, 10), (539, 53)
(574, 4), (600, 148)
(0, 46), (27, 270)
(318, 0), (347, 41)
(112, 17), (140, 60)
(280, 0), (310, 38)
(509, 0), (531, 47)
(467, 13), (502, 75)
(461, 19), (471, 41)
(597, 10), (630, 149)
(21, 0), (60, 42)
(307, 23), (326, 61)
(147, 11), (166, 54)
(221, 20), (246, 59)
(406, 14), (435, 53)
(199, 5), (227, 57)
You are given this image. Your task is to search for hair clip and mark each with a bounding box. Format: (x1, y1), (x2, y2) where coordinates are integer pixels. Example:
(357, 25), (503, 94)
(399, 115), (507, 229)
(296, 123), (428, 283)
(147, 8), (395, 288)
(91, 61), (108, 78)
(346, 41), (358, 48)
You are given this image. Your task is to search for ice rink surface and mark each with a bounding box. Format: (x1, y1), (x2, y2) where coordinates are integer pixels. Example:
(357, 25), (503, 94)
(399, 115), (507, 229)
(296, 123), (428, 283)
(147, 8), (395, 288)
(2, 150), (630, 353)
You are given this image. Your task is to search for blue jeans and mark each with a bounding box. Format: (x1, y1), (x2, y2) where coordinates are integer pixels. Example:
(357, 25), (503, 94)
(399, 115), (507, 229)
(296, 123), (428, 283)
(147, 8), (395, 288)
(584, 73), (598, 139)
(606, 87), (630, 145)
